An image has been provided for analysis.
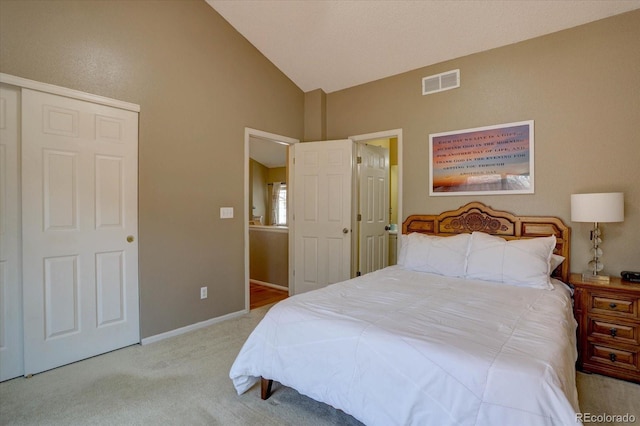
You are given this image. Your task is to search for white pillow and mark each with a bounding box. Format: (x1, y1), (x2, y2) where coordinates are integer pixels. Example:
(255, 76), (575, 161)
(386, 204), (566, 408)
(550, 254), (565, 274)
(397, 234), (409, 266)
(465, 231), (556, 289)
(403, 232), (470, 277)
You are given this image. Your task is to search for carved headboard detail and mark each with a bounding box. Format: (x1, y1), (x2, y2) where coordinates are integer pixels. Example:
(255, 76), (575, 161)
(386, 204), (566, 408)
(402, 202), (571, 283)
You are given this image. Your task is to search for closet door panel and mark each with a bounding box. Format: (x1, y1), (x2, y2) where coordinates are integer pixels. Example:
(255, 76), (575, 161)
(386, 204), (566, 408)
(0, 84), (23, 381)
(21, 88), (139, 376)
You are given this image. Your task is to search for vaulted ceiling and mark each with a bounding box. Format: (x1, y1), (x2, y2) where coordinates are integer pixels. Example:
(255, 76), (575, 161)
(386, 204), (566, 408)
(207, 0), (640, 93)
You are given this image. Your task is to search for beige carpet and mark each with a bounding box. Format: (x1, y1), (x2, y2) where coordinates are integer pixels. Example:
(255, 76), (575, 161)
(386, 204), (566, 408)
(1, 304), (638, 425)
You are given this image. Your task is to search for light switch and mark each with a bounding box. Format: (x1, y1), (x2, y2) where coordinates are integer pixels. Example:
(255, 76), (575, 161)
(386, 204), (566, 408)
(220, 207), (234, 219)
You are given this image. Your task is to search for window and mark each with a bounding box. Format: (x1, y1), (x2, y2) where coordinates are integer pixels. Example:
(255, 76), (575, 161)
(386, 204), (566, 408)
(271, 182), (287, 225)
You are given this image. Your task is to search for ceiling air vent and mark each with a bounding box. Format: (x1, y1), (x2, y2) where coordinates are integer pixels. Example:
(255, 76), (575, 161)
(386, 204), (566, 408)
(422, 69), (460, 95)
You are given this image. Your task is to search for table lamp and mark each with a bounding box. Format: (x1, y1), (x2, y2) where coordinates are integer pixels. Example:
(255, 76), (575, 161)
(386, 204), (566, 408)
(570, 192), (624, 283)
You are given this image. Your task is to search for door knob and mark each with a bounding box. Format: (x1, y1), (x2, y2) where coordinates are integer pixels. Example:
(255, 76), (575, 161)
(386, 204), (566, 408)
(342, 228), (349, 234)
(126, 235), (135, 243)
(384, 225), (391, 231)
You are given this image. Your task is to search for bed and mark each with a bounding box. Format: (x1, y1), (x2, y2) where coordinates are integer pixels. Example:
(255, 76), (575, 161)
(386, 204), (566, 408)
(230, 202), (580, 425)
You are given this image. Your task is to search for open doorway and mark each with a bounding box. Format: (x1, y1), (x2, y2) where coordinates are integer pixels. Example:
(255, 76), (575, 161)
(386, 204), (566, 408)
(245, 128), (402, 302)
(351, 129), (402, 275)
(244, 128), (299, 310)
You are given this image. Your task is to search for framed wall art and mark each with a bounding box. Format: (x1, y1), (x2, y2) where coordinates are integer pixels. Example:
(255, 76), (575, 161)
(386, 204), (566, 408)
(429, 120), (534, 196)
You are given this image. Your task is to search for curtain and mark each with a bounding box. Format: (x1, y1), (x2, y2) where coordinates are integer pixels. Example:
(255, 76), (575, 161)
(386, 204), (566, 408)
(270, 182), (280, 225)
(270, 182), (287, 225)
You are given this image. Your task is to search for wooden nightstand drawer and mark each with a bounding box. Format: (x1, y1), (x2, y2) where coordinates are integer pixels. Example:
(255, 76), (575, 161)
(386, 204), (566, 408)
(588, 317), (639, 345)
(571, 274), (640, 383)
(590, 293), (637, 318)
(587, 342), (638, 372)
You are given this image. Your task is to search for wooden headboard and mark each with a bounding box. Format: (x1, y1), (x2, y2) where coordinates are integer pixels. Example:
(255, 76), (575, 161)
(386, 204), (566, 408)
(402, 202), (571, 283)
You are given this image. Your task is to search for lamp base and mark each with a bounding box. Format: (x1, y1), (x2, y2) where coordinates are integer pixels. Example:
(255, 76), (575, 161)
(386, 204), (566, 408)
(581, 271), (611, 283)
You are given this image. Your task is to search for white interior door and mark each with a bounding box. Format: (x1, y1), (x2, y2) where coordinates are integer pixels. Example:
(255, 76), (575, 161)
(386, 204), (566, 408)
(293, 140), (353, 294)
(357, 144), (389, 276)
(0, 84), (23, 381)
(21, 88), (139, 375)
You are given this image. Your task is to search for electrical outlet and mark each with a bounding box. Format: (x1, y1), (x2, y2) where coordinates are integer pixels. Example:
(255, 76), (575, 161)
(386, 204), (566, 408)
(200, 286), (208, 299)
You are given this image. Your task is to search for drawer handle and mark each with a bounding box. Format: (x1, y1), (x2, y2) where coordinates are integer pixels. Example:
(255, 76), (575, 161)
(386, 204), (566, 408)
(609, 353), (617, 362)
(610, 328), (618, 337)
(609, 302), (617, 309)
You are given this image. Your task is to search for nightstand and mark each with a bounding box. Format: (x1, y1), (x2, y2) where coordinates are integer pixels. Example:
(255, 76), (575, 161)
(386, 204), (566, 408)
(570, 273), (640, 383)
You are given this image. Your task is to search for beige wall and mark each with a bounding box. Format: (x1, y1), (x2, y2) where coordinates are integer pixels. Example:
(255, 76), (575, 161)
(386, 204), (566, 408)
(250, 159), (268, 222)
(304, 89), (327, 141)
(327, 10), (640, 276)
(249, 228), (289, 288)
(267, 167), (287, 184)
(2, 1), (638, 340)
(0, 0), (303, 338)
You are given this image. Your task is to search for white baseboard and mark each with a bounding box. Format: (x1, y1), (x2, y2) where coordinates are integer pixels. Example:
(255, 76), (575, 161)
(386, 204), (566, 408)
(250, 279), (288, 292)
(141, 309), (248, 345)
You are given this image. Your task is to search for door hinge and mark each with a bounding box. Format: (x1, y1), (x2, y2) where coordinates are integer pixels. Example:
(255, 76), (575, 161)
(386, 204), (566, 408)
(357, 214), (362, 221)
(356, 156), (362, 164)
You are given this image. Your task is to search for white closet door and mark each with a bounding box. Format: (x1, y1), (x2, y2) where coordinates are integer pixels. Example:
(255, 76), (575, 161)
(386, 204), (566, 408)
(358, 144), (389, 276)
(21, 89), (139, 375)
(293, 140), (353, 294)
(0, 84), (23, 381)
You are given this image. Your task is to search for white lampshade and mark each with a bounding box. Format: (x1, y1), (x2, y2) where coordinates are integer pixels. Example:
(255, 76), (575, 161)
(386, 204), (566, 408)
(571, 192), (624, 223)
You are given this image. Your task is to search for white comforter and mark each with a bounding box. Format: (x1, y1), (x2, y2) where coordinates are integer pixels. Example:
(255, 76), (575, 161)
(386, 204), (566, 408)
(230, 266), (580, 426)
